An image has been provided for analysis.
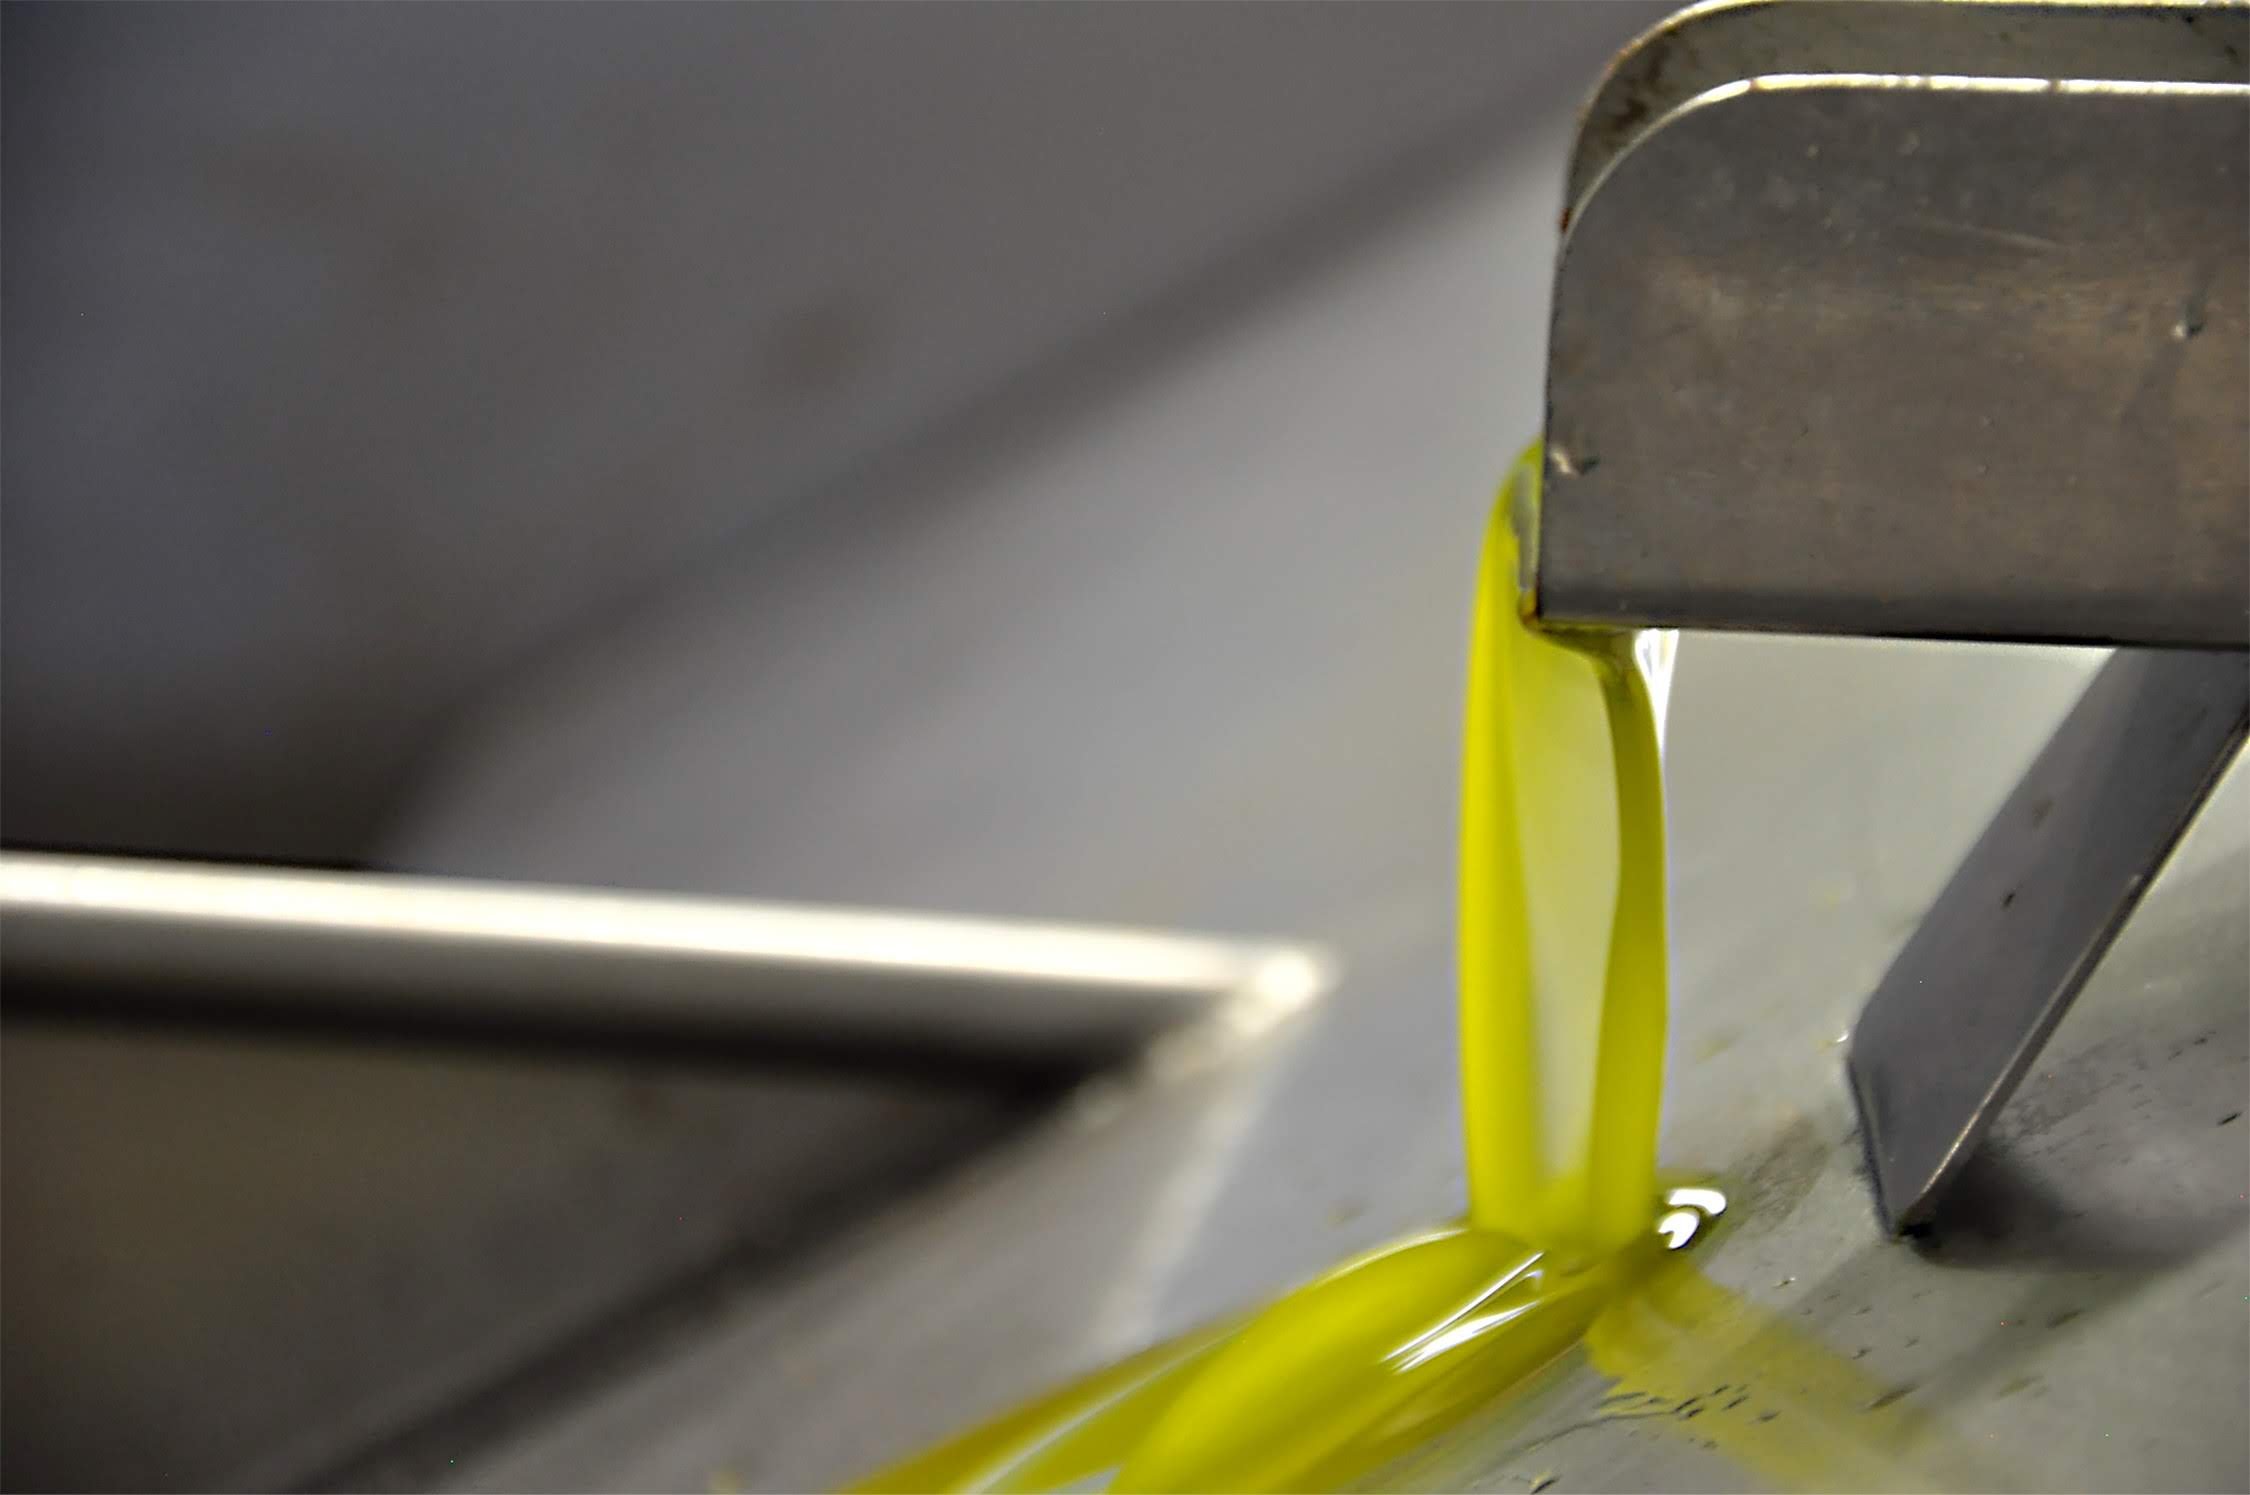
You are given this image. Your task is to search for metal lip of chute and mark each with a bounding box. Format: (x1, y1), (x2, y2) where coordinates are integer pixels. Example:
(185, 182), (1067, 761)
(1537, 0), (2249, 646)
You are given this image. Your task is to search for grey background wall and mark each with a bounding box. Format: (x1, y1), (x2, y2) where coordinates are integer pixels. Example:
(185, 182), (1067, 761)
(5, 2), (1660, 872)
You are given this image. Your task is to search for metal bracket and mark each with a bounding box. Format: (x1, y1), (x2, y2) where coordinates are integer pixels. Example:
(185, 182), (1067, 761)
(1540, 0), (2250, 646)
(1846, 648), (2249, 1232)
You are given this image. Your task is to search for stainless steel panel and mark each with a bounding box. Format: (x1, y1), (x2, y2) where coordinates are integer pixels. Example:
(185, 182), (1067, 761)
(1542, 70), (2250, 644)
(0, 1025), (1034, 1493)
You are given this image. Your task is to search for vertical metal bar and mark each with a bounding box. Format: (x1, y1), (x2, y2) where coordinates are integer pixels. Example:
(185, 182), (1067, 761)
(1847, 648), (2249, 1232)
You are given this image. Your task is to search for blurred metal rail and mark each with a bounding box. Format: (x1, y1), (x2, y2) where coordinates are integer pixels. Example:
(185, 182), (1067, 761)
(0, 853), (1328, 1069)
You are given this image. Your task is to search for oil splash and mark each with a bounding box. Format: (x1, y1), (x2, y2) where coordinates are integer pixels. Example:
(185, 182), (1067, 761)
(855, 451), (1874, 1493)
(856, 1201), (1730, 1495)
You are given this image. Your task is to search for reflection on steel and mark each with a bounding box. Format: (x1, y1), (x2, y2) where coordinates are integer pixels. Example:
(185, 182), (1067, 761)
(1541, 2), (2250, 645)
(0, 854), (1331, 1068)
(1566, 0), (2250, 214)
(1656, 1185), (1727, 1250)
(1848, 648), (2249, 1232)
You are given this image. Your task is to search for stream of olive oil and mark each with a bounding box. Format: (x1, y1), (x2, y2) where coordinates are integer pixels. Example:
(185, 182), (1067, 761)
(852, 450), (1916, 1493)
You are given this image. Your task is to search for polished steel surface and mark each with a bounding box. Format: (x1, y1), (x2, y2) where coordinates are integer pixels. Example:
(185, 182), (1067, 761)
(1542, 60), (2250, 644)
(1848, 649), (2250, 1232)
(1, 854), (1324, 1067)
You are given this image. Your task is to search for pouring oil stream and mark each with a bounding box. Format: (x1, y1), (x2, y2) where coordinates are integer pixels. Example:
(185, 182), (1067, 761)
(853, 449), (1929, 1493)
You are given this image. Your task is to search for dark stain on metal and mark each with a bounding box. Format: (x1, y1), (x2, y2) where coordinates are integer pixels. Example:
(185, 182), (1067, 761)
(2176, 6), (2249, 66)
(1864, 1384), (1915, 1412)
